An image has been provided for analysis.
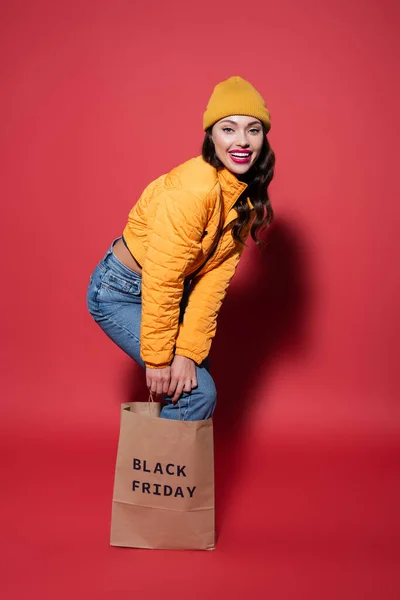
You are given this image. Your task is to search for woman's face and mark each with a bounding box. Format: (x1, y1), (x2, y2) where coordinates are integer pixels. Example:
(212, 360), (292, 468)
(211, 115), (264, 175)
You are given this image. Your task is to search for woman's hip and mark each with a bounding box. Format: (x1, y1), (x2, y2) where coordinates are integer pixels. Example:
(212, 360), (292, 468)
(87, 237), (143, 316)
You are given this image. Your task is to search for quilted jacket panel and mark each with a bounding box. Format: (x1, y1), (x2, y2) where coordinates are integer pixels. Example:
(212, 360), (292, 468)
(122, 155), (255, 368)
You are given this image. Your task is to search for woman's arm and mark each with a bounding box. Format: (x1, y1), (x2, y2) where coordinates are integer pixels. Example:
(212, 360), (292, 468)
(174, 241), (246, 364)
(140, 187), (207, 368)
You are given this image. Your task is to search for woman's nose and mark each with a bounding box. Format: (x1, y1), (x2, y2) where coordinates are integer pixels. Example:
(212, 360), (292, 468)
(235, 131), (249, 147)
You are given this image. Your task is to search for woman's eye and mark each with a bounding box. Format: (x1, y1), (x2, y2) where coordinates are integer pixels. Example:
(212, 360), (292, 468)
(222, 127), (234, 133)
(249, 128), (261, 134)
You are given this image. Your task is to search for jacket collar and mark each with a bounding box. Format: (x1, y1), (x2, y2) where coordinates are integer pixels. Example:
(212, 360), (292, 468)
(217, 167), (254, 214)
(218, 166), (247, 204)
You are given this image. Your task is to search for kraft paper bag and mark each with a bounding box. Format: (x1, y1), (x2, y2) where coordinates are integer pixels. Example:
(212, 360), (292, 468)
(110, 401), (215, 550)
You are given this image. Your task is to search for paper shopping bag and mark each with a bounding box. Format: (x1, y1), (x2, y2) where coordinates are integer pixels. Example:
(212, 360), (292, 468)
(110, 401), (215, 550)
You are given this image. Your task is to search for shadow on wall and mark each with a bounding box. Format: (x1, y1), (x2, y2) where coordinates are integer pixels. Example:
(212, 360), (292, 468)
(212, 216), (312, 534)
(118, 216), (312, 534)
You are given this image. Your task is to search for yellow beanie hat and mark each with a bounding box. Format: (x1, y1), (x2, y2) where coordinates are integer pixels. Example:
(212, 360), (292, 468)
(203, 76), (271, 132)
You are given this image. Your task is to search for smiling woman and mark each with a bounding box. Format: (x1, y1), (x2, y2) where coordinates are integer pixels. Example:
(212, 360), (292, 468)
(86, 76), (276, 421)
(212, 117), (264, 170)
(202, 78), (275, 247)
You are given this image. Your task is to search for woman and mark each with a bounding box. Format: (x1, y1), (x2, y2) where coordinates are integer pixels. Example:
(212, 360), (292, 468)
(87, 76), (275, 421)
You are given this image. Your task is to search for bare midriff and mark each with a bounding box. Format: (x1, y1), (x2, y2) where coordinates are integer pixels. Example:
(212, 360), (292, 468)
(112, 238), (142, 275)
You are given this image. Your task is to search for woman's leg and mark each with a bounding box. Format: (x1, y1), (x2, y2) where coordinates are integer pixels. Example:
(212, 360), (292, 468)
(86, 240), (144, 367)
(86, 239), (217, 420)
(160, 356), (217, 421)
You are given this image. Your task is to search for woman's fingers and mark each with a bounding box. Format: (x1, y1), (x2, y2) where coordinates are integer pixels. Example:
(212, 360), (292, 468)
(172, 380), (185, 404)
(167, 376), (177, 398)
(162, 379), (170, 395)
(183, 379), (192, 392)
(167, 377), (190, 403)
(147, 358), (197, 404)
(172, 377), (194, 403)
(146, 367), (171, 397)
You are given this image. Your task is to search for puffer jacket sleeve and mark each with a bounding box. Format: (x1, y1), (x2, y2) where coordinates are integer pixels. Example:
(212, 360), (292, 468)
(174, 240), (246, 364)
(140, 188), (207, 368)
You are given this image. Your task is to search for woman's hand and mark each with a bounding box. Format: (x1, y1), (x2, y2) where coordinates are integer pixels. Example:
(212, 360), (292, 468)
(168, 355), (198, 403)
(146, 355), (197, 403)
(146, 366), (171, 397)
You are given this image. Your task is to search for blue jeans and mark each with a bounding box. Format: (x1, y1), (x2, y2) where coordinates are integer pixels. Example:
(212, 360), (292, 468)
(86, 238), (217, 421)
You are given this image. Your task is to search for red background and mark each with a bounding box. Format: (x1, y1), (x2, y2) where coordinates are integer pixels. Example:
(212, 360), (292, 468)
(1, 0), (399, 598)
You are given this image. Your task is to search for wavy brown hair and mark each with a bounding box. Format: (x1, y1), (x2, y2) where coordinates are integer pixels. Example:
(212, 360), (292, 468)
(202, 125), (276, 246)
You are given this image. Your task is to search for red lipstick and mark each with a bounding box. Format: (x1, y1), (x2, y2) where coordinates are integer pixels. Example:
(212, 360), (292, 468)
(228, 150), (252, 164)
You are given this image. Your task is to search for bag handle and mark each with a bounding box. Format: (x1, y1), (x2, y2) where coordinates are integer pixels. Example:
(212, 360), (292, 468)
(148, 392), (183, 421)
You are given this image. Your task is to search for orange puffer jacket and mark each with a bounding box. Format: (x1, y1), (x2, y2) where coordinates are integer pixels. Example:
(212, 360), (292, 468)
(122, 155), (255, 368)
